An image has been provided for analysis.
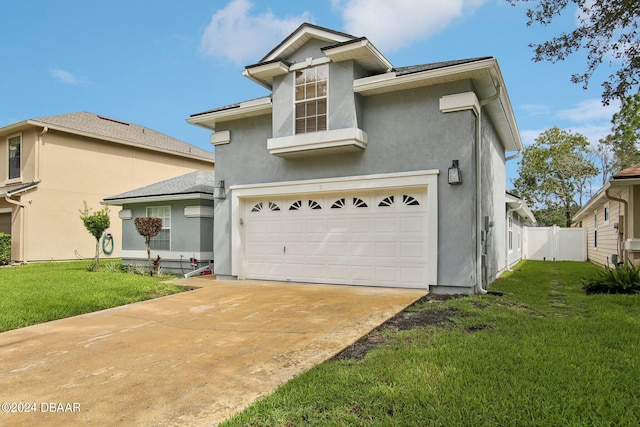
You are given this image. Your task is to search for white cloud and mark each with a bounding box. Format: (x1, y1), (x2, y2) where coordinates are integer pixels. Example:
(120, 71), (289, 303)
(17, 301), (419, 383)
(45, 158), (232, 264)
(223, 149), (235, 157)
(199, 0), (312, 66)
(557, 98), (619, 123)
(50, 68), (91, 86)
(332, 0), (488, 52)
(518, 104), (552, 117)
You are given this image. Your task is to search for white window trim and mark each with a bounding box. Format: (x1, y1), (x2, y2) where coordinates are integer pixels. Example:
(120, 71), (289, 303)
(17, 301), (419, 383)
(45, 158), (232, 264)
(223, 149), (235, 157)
(6, 133), (22, 184)
(603, 202), (610, 226)
(230, 170), (440, 287)
(508, 214), (514, 253)
(293, 63), (329, 135)
(146, 206), (171, 251)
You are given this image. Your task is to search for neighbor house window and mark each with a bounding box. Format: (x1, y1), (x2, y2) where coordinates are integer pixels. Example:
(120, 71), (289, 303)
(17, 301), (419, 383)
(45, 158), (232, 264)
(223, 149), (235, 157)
(8, 134), (21, 180)
(294, 64), (327, 134)
(508, 215), (513, 252)
(146, 206), (170, 250)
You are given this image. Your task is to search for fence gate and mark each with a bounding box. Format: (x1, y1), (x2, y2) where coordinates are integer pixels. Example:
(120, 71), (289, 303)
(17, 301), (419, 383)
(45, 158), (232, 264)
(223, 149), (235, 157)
(523, 226), (587, 261)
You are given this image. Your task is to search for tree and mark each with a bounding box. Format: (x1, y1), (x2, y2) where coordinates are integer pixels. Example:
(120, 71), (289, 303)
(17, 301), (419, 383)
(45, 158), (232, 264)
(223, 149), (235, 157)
(513, 127), (599, 227)
(595, 135), (615, 185)
(79, 202), (110, 272)
(509, 0), (640, 104)
(134, 217), (163, 276)
(606, 91), (640, 172)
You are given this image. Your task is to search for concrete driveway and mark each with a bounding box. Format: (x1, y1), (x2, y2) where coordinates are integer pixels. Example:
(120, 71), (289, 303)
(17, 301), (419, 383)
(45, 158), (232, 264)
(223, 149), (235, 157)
(0, 278), (426, 426)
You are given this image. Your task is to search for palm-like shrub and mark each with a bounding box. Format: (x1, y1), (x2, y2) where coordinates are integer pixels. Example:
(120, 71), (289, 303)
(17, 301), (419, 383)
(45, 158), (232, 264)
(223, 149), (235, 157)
(582, 261), (640, 294)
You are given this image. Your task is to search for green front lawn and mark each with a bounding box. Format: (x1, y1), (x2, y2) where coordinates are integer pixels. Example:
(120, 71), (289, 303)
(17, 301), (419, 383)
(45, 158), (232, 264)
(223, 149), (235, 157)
(0, 261), (186, 332)
(222, 261), (640, 426)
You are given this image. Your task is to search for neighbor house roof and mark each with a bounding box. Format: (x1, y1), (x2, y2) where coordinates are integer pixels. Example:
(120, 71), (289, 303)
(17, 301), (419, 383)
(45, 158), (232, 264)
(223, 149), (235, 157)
(0, 112), (215, 163)
(573, 161), (640, 222)
(613, 163), (640, 179)
(104, 171), (215, 205)
(0, 181), (39, 198)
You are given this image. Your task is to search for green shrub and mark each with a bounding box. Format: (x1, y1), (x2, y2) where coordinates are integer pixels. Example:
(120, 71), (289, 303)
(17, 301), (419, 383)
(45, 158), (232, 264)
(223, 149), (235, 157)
(0, 233), (10, 265)
(582, 261), (640, 294)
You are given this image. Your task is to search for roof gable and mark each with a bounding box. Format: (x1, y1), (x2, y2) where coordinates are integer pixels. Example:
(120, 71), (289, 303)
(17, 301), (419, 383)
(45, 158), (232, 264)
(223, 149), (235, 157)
(260, 23), (355, 63)
(8, 112), (215, 162)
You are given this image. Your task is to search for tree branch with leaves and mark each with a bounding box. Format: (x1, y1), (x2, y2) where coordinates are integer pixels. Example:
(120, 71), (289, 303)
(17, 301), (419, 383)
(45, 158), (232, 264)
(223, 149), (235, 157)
(134, 217), (163, 276)
(509, 0), (640, 104)
(513, 127), (599, 227)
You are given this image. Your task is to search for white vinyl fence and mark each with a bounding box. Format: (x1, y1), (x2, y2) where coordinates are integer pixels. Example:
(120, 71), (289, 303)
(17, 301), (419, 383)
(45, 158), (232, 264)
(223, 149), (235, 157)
(523, 226), (587, 262)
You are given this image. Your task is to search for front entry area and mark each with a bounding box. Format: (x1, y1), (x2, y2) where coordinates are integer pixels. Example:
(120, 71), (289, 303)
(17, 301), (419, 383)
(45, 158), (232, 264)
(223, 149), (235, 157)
(232, 171), (439, 289)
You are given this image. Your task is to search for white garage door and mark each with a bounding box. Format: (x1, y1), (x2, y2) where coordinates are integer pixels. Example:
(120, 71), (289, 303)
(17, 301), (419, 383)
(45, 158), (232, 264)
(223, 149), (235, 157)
(242, 188), (429, 288)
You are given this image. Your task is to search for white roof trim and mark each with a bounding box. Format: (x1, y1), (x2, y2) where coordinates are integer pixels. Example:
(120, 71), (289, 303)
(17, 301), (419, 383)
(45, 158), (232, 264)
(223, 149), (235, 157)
(354, 58), (522, 153)
(263, 26), (353, 62)
(322, 39), (392, 73)
(105, 193), (213, 206)
(187, 97), (272, 131)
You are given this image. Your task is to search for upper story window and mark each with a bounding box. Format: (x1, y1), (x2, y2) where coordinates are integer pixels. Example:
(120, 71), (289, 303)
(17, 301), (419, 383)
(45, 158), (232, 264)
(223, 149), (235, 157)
(8, 134), (21, 181)
(295, 64), (327, 134)
(146, 206), (171, 251)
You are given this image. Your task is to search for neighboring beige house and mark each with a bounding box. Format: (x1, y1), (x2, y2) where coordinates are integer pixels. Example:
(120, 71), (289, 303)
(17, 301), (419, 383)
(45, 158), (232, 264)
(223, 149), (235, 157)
(0, 112), (214, 263)
(573, 163), (640, 267)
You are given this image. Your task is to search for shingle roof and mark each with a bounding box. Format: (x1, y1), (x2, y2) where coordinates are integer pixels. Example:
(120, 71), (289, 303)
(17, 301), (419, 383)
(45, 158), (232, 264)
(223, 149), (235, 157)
(393, 57), (493, 76)
(0, 181), (39, 197)
(104, 171), (215, 201)
(31, 112), (215, 162)
(613, 162), (640, 179)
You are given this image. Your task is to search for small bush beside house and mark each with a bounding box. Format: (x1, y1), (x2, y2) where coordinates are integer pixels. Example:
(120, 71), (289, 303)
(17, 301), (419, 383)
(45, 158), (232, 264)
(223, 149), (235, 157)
(582, 261), (640, 294)
(0, 232), (10, 265)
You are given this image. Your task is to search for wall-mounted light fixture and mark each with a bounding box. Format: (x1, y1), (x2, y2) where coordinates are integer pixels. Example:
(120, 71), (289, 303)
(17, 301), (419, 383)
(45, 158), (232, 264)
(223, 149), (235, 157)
(213, 180), (226, 200)
(448, 160), (462, 185)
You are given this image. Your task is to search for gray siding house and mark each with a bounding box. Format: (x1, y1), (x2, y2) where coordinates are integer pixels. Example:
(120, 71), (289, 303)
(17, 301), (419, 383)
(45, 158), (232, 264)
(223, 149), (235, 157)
(104, 171), (215, 274)
(188, 23), (523, 294)
(506, 192), (536, 268)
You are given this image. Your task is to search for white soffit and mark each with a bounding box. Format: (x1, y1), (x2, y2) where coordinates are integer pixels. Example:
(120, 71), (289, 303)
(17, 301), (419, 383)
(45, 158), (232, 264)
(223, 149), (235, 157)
(263, 26), (353, 62)
(187, 97), (272, 131)
(322, 39), (392, 73)
(242, 61), (290, 89)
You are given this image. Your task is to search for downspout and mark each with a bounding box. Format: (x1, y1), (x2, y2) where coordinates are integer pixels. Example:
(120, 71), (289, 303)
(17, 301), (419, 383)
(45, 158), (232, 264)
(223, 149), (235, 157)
(605, 189), (628, 263)
(4, 194), (25, 263)
(475, 85), (502, 294)
(36, 127), (48, 182)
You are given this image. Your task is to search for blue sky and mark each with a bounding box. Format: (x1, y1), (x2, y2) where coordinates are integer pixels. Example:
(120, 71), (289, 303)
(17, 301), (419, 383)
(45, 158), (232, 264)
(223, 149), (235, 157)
(0, 0), (621, 189)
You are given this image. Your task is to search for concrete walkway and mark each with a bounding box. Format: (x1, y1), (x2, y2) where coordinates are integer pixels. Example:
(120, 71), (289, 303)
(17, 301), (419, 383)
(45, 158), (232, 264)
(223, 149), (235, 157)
(0, 278), (426, 426)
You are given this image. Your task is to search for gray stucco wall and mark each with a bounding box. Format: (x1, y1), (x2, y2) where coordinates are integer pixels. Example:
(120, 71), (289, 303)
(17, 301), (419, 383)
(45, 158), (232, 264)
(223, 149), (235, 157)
(479, 112), (506, 287)
(272, 60), (359, 138)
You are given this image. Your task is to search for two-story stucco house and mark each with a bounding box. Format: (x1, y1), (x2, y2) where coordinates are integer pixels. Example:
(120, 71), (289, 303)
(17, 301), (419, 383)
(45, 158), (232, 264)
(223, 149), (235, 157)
(187, 23), (523, 294)
(0, 112), (214, 263)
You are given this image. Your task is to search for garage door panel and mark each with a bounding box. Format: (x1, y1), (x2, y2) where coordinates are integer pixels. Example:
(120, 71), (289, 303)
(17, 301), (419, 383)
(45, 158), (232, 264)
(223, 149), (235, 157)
(401, 216), (424, 233)
(374, 217), (399, 233)
(374, 241), (397, 257)
(400, 242), (425, 258)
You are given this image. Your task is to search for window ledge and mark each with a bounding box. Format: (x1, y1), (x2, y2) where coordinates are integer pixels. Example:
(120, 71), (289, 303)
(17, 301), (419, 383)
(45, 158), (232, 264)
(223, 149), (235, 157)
(267, 128), (367, 158)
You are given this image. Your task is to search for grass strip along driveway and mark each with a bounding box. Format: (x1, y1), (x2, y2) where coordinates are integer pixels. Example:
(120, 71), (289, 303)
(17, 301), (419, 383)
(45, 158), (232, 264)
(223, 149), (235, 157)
(0, 261), (185, 332)
(222, 261), (640, 426)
